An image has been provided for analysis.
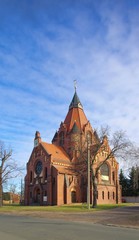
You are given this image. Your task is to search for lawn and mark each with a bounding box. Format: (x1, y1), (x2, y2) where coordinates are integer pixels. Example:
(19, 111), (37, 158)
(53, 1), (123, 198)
(0, 203), (129, 213)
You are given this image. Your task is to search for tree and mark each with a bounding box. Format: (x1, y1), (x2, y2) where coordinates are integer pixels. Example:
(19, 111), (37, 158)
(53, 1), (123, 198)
(119, 169), (129, 196)
(119, 167), (139, 197)
(72, 127), (134, 208)
(128, 166), (139, 196)
(90, 128), (135, 208)
(0, 140), (22, 207)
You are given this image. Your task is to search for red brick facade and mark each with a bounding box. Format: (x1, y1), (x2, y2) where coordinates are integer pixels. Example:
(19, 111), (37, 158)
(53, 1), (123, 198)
(24, 91), (121, 205)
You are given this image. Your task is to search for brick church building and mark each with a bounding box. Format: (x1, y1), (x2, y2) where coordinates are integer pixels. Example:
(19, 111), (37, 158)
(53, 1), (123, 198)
(24, 90), (121, 205)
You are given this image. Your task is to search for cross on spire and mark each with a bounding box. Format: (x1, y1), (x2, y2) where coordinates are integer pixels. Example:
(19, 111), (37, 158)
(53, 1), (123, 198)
(74, 80), (77, 91)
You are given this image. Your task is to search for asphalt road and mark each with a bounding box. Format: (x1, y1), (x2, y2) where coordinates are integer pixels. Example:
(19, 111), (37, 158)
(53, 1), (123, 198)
(0, 214), (139, 240)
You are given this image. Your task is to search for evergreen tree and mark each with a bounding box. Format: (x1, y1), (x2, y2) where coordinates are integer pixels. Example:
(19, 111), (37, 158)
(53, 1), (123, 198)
(128, 167), (139, 196)
(119, 169), (129, 196)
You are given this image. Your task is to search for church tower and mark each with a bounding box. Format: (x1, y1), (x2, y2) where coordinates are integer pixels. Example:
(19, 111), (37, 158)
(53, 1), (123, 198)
(52, 89), (97, 160)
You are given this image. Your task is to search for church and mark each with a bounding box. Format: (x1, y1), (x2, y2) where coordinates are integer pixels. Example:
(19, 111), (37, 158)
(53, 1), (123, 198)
(24, 89), (121, 206)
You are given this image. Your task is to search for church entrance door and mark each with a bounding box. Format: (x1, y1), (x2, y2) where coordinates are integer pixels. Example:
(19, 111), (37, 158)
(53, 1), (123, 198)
(71, 190), (76, 203)
(34, 188), (41, 205)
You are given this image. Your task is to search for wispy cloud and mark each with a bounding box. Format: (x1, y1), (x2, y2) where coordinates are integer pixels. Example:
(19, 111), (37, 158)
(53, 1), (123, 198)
(0, 0), (139, 185)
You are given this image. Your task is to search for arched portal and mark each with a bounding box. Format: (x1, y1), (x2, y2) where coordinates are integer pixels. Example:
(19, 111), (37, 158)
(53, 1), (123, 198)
(34, 187), (41, 204)
(71, 190), (76, 203)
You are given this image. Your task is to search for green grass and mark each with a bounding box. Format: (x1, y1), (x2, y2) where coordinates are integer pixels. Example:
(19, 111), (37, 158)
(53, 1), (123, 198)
(0, 203), (130, 213)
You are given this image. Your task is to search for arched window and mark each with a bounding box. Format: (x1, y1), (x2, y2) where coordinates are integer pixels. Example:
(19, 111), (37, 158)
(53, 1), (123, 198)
(97, 191), (98, 199)
(59, 131), (64, 146)
(45, 167), (47, 179)
(100, 163), (109, 181)
(102, 191), (104, 199)
(30, 171), (33, 183)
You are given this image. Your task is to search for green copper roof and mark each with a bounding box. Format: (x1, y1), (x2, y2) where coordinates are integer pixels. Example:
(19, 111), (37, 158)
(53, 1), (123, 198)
(69, 91), (83, 109)
(70, 122), (80, 133)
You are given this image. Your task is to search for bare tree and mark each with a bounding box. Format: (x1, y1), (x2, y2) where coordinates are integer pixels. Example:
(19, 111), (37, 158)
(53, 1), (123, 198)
(90, 128), (134, 208)
(70, 127), (135, 208)
(0, 140), (22, 207)
(9, 183), (17, 194)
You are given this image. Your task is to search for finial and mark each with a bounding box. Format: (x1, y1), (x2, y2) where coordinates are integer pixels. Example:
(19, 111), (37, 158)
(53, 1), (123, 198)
(74, 80), (77, 91)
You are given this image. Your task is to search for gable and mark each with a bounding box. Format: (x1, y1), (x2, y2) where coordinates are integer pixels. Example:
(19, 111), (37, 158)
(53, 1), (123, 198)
(27, 143), (50, 167)
(41, 142), (70, 164)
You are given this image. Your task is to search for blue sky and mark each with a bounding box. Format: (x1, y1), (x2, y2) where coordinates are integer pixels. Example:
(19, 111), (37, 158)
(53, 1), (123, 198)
(0, 0), (139, 187)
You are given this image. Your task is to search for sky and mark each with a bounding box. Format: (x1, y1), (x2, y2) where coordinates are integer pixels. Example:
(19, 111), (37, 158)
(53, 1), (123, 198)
(0, 0), (139, 189)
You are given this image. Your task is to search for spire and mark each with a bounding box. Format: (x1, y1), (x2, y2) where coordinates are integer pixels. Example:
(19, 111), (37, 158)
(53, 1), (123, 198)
(52, 85), (92, 144)
(62, 89), (87, 132)
(69, 80), (83, 109)
(69, 90), (83, 110)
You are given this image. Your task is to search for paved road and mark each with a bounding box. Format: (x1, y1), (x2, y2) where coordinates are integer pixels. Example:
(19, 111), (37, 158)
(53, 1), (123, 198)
(0, 214), (139, 240)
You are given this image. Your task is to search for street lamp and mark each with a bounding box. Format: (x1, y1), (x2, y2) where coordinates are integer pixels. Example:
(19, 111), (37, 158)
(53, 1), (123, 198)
(87, 134), (90, 210)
